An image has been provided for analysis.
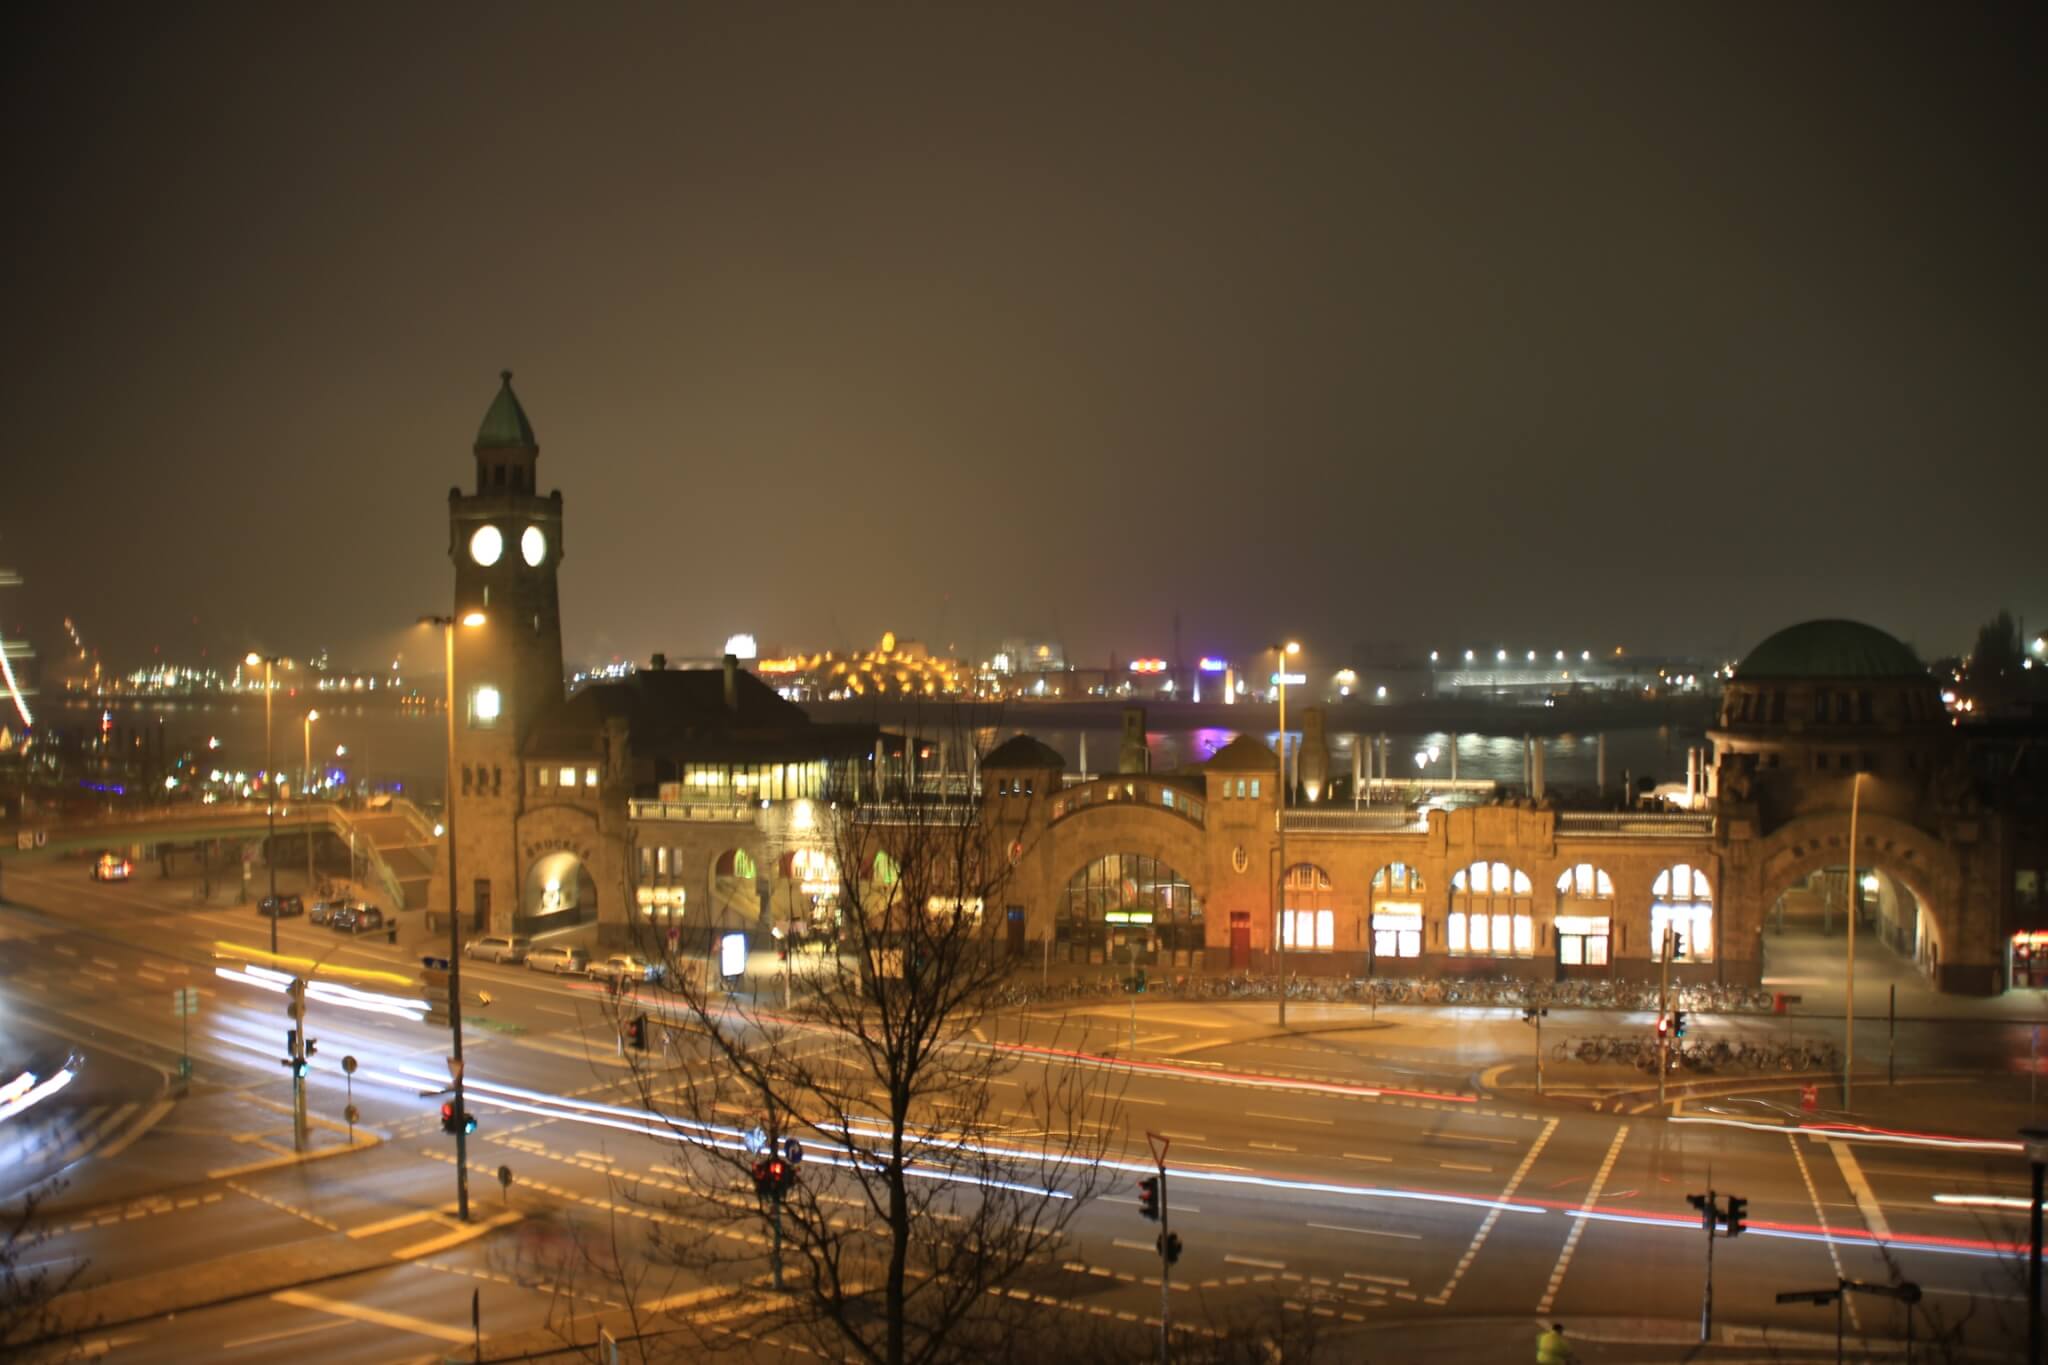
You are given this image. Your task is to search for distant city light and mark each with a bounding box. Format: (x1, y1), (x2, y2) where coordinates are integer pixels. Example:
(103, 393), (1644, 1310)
(1199, 657), (1228, 672)
(1129, 659), (1168, 673)
(1496, 649), (1507, 662)
(724, 633), (758, 660)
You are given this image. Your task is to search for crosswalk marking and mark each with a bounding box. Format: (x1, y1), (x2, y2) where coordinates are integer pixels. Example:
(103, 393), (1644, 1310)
(270, 1289), (474, 1344)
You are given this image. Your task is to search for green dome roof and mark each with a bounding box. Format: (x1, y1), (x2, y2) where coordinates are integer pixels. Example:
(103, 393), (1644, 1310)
(475, 370), (537, 449)
(982, 735), (1066, 770)
(1736, 620), (1925, 681)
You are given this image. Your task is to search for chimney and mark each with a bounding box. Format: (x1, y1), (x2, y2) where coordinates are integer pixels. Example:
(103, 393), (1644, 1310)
(723, 653), (738, 711)
(649, 652), (666, 671)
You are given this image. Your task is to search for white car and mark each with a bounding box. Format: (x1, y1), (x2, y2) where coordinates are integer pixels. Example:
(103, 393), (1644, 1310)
(591, 953), (662, 986)
(464, 935), (532, 964)
(525, 945), (590, 975)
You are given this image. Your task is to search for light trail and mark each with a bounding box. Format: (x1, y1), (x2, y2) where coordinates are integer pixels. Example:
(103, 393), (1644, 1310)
(0, 1066), (74, 1123)
(1670, 1114), (2023, 1153)
(215, 965), (428, 1022)
(212, 941), (416, 989)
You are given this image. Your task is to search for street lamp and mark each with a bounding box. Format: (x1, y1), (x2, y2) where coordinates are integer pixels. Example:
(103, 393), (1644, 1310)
(246, 652), (281, 955)
(1271, 639), (1299, 1029)
(421, 610), (485, 1221)
(303, 710), (320, 895)
(2025, 1126), (2048, 1365)
(1845, 769), (1865, 1109)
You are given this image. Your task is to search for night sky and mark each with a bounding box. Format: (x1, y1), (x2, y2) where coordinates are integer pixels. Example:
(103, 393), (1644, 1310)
(3, 3), (2042, 676)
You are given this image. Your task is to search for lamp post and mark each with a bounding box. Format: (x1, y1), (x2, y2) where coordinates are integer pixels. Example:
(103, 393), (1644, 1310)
(246, 653), (279, 955)
(1270, 640), (1299, 1029)
(2024, 1126), (2048, 1365)
(303, 710), (320, 896)
(1845, 770), (1864, 1109)
(421, 611), (485, 1221)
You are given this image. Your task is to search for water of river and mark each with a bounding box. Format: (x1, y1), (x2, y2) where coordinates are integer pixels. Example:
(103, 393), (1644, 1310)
(52, 698), (1705, 803)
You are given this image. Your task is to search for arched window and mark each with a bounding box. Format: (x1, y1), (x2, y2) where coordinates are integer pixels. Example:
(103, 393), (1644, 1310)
(1059, 854), (1203, 963)
(1279, 863), (1334, 952)
(1555, 863), (1614, 966)
(1651, 863), (1714, 962)
(1369, 863), (1425, 959)
(1449, 860), (1534, 957)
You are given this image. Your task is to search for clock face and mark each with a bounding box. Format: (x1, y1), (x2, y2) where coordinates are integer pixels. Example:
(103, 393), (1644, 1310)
(469, 525), (503, 566)
(520, 525), (547, 567)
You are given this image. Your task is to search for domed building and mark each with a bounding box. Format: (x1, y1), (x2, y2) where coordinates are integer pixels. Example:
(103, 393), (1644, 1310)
(1709, 618), (2029, 994)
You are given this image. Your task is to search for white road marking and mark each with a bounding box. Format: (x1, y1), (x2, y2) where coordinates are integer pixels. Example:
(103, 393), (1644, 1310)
(1250, 1140), (1298, 1153)
(1246, 1111), (1334, 1125)
(1831, 1139), (1892, 1243)
(1113, 1238), (1159, 1252)
(1225, 1254), (1286, 1270)
(1342, 1271), (1411, 1287)
(1426, 1115), (1558, 1307)
(1438, 1162), (1492, 1173)
(222, 1319), (350, 1350)
(1537, 1122), (1628, 1315)
(1432, 1132), (1517, 1145)
(1788, 1135), (1861, 1333)
(270, 1289), (474, 1343)
(1309, 1222), (1419, 1240)
(1341, 1152), (1391, 1163)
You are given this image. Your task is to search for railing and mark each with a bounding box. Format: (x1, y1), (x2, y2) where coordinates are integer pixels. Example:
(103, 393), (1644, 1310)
(850, 802), (977, 827)
(628, 799), (758, 824)
(1555, 811), (1715, 837)
(1282, 809), (1428, 833)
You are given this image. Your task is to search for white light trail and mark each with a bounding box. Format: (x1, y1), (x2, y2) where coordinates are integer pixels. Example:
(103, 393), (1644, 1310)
(0, 1066), (75, 1123)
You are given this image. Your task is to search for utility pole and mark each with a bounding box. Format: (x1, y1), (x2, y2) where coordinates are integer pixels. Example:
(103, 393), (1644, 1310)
(246, 653), (278, 954)
(1145, 1132), (1176, 1363)
(1686, 1189), (1746, 1343)
(1270, 640), (1298, 1029)
(422, 611), (484, 1221)
(1846, 770), (1864, 1110)
(1658, 924), (1674, 1108)
(1523, 1007), (1548, 1095)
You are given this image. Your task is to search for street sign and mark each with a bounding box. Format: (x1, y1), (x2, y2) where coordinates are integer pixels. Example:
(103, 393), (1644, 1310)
(421, 955), (451, 972)
(342, 1055), (357, 1075)
(172, 987), (200, 1017)
(448, 1056), (464, 1082)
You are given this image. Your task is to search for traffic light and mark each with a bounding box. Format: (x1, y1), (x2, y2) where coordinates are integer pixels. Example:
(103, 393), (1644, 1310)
(625, 1015), (648, 1051)
(1672, 1012), (1688, 1039)
(305, 1037), (319, 1060)
(751, 1157), (796, 1198)
(287, 1027), (299, 1054)
(1655, 1013), (1670, 1040)
(1157, 1231), (1183, 1265)
(1137, 1176), (1159, 1221)
(442, 1101), (457, 1134)
(1724, 1196), (1747, 1237)
(441, 1101), (477, 1136)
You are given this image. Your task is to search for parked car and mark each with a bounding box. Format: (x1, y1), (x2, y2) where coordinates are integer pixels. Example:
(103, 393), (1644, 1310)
(257, 894), (305, 918)
(332, 904), (385, 934)
(464, 935), (532, 964)
(90, 853), (132, 882)
(309, 900), (344, 926)
(590, 953), (663, 986)
(525, 945), (590, 975)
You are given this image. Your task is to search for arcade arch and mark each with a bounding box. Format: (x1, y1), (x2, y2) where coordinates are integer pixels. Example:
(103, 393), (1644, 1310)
(1555, 863), (1615, 968)
(1057, 853), (1203, 967)
(521, 850), (596, 933)
(1280, 863), (1335, 953)
(1449, 860), (1534, 957)
(1651, 863), (1714, 962)
(1368, 862), (1426, 963)
(711, 847), (761, 924)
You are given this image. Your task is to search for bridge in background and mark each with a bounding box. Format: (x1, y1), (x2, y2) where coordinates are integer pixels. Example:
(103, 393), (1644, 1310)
(3, 799), (442, 911)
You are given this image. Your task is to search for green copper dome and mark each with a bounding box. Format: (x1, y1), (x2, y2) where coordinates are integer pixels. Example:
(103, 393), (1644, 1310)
(1736, 620), (1925, 681)
(475, 370), (537, 449)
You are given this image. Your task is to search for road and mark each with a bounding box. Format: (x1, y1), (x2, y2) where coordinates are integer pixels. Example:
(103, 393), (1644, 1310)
(0, 858), (2035, 1362)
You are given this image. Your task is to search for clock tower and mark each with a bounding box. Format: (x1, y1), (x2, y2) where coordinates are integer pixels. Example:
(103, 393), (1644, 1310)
(446, 371), (565, 932)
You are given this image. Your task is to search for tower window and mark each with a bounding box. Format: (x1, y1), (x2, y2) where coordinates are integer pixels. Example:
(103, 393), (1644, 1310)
(468, 685), (501, 728)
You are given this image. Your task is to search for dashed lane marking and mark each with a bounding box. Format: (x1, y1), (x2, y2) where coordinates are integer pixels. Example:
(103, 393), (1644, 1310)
(1830, 1139), (1892, 1244)
(1308, 1222), (1418, 1240)
(1789, 1134), (1862, 1334)
(1536, 1122), (1628, 1315)
(1225, 1254), (1286, 1270)
(226, 1180), (341, 1233)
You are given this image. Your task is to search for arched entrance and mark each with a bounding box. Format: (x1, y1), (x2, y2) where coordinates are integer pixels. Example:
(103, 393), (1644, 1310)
(1058, 853), (1203, 968)
(711, 847), (762, 926)
(520, 851), (596, 933)
(1368, 862), (1426, 975)
(1554, 863), (1614, 974)
(1767, 864), (1941, 983)
(1448, 860), (1534, 962)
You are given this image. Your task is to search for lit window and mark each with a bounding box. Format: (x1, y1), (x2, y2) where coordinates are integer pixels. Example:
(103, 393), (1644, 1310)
(539, 767), (553, 788)
(1650, 863), (1715, 961)
(1250, 779), (1262, 798)
(559, 766), (577, 787)
(468, 685), (501, 728)
(584, 767), (599, 787)
(1372, 907), (1423, 958)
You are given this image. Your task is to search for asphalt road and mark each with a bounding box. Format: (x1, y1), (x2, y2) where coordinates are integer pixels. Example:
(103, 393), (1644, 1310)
(1, 860), (2035, 1362)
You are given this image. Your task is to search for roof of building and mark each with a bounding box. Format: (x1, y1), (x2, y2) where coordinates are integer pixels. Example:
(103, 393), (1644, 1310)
(1736, 619), (1927, 682)
(475, 370), (537, 450)
(1205, 734), (1277, 772)
(524, 665), (873, 764)
(981, 735), (1066, 770)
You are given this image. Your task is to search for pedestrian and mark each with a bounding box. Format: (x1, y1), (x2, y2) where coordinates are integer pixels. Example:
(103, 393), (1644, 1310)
(1536, 1322), (1573, 1364)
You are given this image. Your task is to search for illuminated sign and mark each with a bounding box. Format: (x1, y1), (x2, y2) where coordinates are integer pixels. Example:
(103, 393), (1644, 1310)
(720, 932), (747, 978)
(1128, 659), (1168, 674)
(1268, 673), (1307, 686)
(1198, 657), (1227, 672)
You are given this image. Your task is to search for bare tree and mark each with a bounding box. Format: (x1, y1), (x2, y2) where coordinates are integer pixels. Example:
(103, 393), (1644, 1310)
(621, 741), (1120, 1365)
(1, 1180), (90, 1355)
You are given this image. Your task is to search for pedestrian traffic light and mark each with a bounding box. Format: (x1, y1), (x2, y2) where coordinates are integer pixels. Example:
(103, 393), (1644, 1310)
(441, 1101), (477, 1136)
(305, 1037), (319, 1059)
(751, 1158), (772, 1195)
(1137, 1176), (1159, 1221)
(1157, 1231), (1183, 1265)
(1672, 1011), (1688, 1039)
(442, 1101), (457, 1134)
(1724, 1195), (1747, 1238)
(287, 1027), (299, 1054)
(1655, 1013), (1670, 1039)
(625, 1014), (648, 1051)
